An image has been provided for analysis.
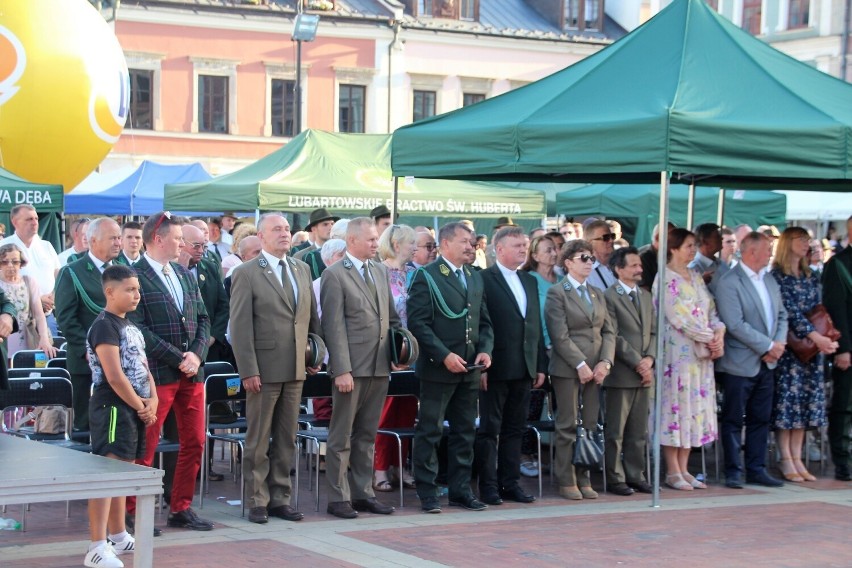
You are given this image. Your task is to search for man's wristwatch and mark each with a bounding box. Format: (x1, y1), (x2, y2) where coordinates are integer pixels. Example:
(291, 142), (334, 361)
(602, 360), (612, 371)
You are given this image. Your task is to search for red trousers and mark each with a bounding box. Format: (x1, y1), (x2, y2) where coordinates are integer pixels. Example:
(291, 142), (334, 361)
(128, 377), (205, 514)
(373, 396), (419, 471)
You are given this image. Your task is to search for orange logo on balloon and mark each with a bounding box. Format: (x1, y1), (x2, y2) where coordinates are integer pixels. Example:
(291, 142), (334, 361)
(0, 25), (25, 106)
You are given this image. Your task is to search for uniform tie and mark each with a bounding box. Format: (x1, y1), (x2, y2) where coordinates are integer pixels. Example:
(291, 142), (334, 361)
(578, 284), (593, 316)
(363, 260), (378, 303)
(279, 259), (296, 308)
(455, 268), (467, 290)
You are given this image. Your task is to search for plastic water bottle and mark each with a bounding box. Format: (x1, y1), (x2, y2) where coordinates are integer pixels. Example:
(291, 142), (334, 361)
(0, 517), (21, 530)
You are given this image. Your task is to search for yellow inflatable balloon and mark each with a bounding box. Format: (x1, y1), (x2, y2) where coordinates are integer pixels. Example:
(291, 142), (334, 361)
(0, 0), (128, 192)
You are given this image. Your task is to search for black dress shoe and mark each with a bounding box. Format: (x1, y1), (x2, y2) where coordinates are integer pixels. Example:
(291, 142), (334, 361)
(420, 496), (442, 514)
(479, 489), (504, 505)
(125, 512), (162, 537)
(627, 480), (653, 494)
(248, 506), (268, 524)
(835, 464), (852, 481)
(448, 495), (488, 511)
(746, 470), (784, 487)
(327, 501), (358, 519)
(167, 508), (214, 531)
(208, 470), (225, 482)
(608, 483), (635, 496)
(268, 504), (304, 522)
(500, 486), (536, 503)
(725, 475), (744, 489)
(352, 497), (395, 515)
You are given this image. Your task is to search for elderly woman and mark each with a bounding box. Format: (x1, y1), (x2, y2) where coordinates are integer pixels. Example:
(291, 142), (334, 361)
(545, 239), (615, 500)
(771, 227), (837, 482)
(372, 224), (418, 491)
(653, 228), (725, 491)
(220, 223), (258, 277)
(0, 244), (56, 359)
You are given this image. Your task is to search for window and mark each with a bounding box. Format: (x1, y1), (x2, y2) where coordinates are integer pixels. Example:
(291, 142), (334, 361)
(198, 75), (229, 134)
(417, 0), (432, 16)
(463, 93), (485, 107)
(127, 69), (153, 130)
(413, 90), (436, 122)
(460, 0), (475, 20)
(410, 0), (478, 19)
(339, 84), (365, 133)
(565, 0), (604, 32)
(271, 79), (296, 137)
(788, 0), (809, 29)
(742, 0), (762, 35)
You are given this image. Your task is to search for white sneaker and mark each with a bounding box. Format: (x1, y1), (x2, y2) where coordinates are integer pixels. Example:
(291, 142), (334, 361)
(520, 461), (539, 478)
(84, 543), (124, 568)
(108, 534), (135, 555)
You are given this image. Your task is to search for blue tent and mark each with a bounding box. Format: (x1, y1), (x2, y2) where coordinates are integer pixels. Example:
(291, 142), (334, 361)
(66, 161), (212, 215)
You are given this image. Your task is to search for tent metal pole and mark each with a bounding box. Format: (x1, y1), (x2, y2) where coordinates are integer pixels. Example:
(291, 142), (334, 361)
(717, 189), (726, 227)
(391, 176), (399, 222)
(652, 171), (669, 509)
(686, 183), (695, 230)
(255, 209), (260, 226)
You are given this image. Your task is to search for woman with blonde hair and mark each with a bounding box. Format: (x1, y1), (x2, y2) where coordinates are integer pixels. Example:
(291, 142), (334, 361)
(220, 222), (258, 277)
(771, 227), (838, 481)
(0, 244), (56, 358)
(374, 223), (418, 491)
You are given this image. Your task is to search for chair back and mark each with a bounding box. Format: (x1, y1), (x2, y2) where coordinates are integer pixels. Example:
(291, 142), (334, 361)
(10, 350), (48, 369)
(300, 371), (333, 399)
(46, 358), (67, 369)
(204, 373), (245, 406)
(387, 370), (419, 398)
(203, 360), (235, 377)
(0, 375), (74, 438)
(52, 335), (65, 348)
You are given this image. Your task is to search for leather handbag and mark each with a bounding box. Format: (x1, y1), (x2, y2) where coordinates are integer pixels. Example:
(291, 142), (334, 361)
(787, 304), (841, 363)
(571, 383), (605, 472)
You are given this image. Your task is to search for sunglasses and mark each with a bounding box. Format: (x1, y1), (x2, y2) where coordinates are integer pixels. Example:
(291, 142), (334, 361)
(570, 254), (596, 264)
(151, 211), (172, 236)
(591, 233), (617, 242)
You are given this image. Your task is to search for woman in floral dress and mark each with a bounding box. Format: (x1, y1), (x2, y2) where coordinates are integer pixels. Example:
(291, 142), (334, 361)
(771, 227), (837, 482)
(653, 228), (725, 491)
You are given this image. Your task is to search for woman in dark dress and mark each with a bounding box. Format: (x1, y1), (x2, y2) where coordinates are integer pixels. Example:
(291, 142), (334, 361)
(771, 227), (838, 482)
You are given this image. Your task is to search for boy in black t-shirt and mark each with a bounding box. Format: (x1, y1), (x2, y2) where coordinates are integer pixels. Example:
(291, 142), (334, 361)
(84, 265), (158, 568)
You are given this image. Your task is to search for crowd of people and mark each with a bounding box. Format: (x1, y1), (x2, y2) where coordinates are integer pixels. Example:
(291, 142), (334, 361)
(2, 201), (851, 568)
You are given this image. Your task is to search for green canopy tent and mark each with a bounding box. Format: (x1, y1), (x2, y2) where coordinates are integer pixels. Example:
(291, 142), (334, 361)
(391, 0), (852, 506)
(556, 184), (787, 246)
(0, 167), (64, 251)
(164, 130), (546, 229)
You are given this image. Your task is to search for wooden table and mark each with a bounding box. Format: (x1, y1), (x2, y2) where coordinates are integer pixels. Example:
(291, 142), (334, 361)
(0, 434), (163, 567)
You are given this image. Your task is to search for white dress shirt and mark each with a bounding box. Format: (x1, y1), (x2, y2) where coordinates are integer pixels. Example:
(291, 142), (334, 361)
(263, 249), (298, 303)
(740, 262), (775, 352)
(496, 260), (527, 315)
(144, 253), (183, 311)
(587, 261), (615, 290)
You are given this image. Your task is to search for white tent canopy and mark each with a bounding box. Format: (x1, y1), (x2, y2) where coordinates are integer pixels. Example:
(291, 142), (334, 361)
(780, 190), (852, 222)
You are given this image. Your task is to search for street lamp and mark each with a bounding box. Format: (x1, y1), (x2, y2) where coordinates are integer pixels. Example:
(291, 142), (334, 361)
(291, 13), (320, 135)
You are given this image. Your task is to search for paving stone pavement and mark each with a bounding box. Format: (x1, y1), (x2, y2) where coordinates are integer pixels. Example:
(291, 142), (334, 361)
(2, 453), (852, 567)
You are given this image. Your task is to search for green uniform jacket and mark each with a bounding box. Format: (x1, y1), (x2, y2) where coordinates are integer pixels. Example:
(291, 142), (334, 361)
(0, 289), (18, 389)
(195, 258), (229, 344)
(54, 255), (108, 376)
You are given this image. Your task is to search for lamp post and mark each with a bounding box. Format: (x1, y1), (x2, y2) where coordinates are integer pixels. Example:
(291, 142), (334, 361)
(292, 13), (320, 135)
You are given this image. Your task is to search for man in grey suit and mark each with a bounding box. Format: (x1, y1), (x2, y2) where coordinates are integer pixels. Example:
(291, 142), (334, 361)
(230, 213), (321, 524)
(604, 246), (655, 496)
(321, 217), (402, 519)
(715, 232), (787, 488)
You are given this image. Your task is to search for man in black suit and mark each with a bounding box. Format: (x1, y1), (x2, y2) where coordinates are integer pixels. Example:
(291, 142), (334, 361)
(408, 222), (494, 514)
(54, 217), (122, 431)
(474, 226), (546, 505)
(824, 215), (852, 481)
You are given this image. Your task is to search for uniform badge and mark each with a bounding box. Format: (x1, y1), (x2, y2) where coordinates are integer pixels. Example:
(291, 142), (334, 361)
(258, 257), (268, 268)
(616, 285), (624, 295)
(342, 258), (353, 269)
(439, 264), (450, 276)
(562, 281), (572, 291)
(199, 274), (206, 282)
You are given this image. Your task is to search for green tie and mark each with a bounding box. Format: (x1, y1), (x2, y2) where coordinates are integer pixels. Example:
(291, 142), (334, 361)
(279, 260), (296, 309)
(363, 261), (378, 303)
(578, 284), (593, 316)
(455, 268), (467, 289)
(629, 290), (642, 323)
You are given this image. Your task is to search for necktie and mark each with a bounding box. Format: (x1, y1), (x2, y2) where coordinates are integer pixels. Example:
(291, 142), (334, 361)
(161, 264), (183, 310)
(629, 290), (642, 322)
(455, 268), (467, 289)
(363, 261), (378, 302)
(100, 261), (110, 272)
(279, 260), (296, 308)
(578, 284), (593, 316)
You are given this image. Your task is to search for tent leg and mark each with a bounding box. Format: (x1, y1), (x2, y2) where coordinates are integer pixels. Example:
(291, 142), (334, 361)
(391, 177), (399, 221)
(717, 190), (726, 227)
(652, 171), (669, 509)
(686, 183), (695, 230)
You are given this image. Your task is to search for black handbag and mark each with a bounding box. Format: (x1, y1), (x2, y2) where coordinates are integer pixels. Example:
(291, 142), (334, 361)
(572, 383), (605, 472)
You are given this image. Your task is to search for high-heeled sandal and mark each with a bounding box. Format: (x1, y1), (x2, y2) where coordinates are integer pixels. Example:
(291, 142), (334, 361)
(665, 473), (694, 491)
(792, 458), (817, 482)
(778, 458), (804, 482)
(682, 472), (707, 489)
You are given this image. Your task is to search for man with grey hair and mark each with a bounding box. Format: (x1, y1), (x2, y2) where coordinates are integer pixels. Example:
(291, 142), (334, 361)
(585, 220), (617, 290)
(55, 217), (122, 431)
(321, 217), (402, 519)
(410, 230), (437, 269)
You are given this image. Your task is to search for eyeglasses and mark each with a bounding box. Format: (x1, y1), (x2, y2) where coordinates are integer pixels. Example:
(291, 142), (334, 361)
(421, 243), (437, 250)
(570, 254), (596, 264)
(0, 260), (22, 266)
(591, 233), (617, 242)
(186, 242), (205, 250)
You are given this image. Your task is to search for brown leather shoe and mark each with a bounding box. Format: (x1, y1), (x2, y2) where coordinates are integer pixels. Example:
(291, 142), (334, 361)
(248, 506), (268, 524)
(327, 501), (358, 519)
(268, 504), (304, 522)
(352, 497), (395, 515)
(558, 486), (583, 500)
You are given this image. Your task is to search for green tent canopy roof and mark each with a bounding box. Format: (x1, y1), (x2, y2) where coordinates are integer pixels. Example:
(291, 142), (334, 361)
(165, 130), (545, 218)
(0, 166), (64, 213)
(556, 184), (786, 246)
(391, 0), (852, 191)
